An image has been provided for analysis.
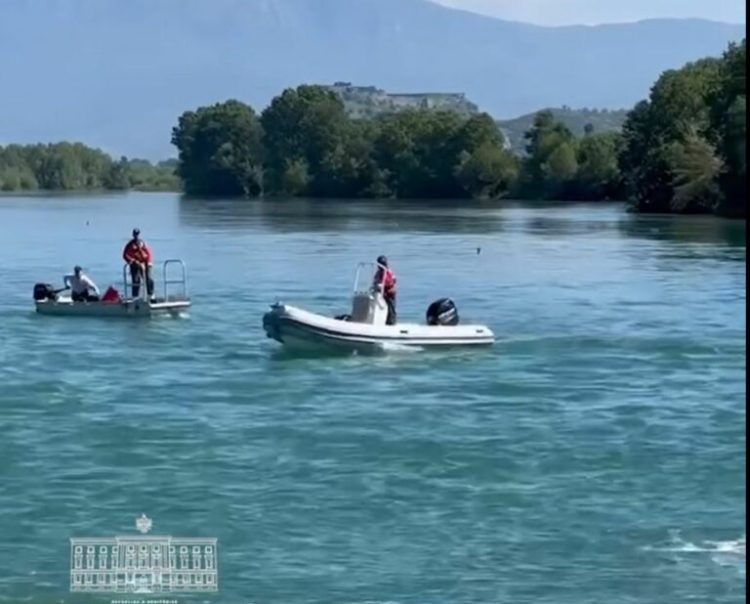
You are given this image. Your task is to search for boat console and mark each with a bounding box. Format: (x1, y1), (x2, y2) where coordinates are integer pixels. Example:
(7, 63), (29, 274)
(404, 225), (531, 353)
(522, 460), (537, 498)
(350, 263), (388, 325)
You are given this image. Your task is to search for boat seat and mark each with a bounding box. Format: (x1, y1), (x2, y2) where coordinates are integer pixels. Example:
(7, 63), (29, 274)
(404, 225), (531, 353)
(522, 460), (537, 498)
(350, 292), (375, 323)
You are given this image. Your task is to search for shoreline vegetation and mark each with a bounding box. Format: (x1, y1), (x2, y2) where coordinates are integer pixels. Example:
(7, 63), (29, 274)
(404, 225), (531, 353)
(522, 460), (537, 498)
(0, 147), (179, 193)
(0, 40), (744, 218)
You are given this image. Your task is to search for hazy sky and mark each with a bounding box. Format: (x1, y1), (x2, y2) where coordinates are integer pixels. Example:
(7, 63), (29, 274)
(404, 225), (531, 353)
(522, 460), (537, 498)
(432, 0), (746, 26)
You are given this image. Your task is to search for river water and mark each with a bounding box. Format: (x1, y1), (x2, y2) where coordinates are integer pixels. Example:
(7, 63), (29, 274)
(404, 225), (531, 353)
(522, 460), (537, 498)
(0, 193), (745, 603)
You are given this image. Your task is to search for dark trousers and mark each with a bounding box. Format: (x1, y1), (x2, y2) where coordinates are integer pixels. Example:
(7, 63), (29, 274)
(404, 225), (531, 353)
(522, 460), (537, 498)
(72, 291), (99, 302)
(129, 262), (154, 298)
(385, 295), (397, 325)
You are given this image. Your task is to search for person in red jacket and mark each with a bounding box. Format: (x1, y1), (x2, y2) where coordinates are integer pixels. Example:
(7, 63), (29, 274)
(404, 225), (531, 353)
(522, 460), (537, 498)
(122, 228), (154, 299)
(373, 255), (397, 325)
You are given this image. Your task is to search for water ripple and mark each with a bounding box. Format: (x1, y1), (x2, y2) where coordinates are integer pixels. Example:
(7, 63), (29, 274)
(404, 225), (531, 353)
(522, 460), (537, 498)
(0, 196), (744, 603)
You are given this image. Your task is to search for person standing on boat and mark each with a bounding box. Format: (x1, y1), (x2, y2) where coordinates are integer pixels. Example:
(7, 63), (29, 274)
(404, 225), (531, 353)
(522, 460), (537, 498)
(122, 228), (154, 299)
(64, 266), (100, 302)
(374, 255), (397, 325)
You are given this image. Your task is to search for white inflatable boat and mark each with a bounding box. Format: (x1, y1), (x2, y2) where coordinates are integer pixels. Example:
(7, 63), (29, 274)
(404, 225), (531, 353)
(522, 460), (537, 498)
(263, 262), (494, 353)
(34, 260), (191, 318)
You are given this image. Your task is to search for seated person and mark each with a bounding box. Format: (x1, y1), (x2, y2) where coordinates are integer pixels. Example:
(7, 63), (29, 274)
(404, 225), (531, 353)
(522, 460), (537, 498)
(64, 266), (100, 302)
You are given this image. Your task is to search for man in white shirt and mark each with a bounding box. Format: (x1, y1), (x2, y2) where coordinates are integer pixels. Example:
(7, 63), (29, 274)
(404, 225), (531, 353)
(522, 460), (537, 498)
(64, 266), (101, 302)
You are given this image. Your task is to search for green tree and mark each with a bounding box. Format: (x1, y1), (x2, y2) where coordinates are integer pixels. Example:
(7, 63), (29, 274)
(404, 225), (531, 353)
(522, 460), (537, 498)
(0, 167), (21, 191)
(666, 130), (723, 212)
(518, 111), (578, 198)
(367, 110), (516, 199)
(314, 119), (380, 197)
(619, 48), (734, 215)
(648, 58), (722, 141)
(456, 113), (505, 151)
(261, 85), (351, 196)
(455, 142), (519, 199)
(575, 132), (624, 200)
(126, 159), (181, 191)
(619, 101), (674, 211)
(372, 109), (467, 198)
(105, 156), (131, 190)
(172, 100), (263, 197)
(547, 143), (578, 186)
(280, 159), (311, 196)
(1, 142), (178, 193)
(0, 145), (39, 191)
(710, 40), (746, 216)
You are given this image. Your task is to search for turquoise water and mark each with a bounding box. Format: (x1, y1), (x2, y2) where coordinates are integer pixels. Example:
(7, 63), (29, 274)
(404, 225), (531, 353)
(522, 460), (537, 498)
(0, 193), (745, 603)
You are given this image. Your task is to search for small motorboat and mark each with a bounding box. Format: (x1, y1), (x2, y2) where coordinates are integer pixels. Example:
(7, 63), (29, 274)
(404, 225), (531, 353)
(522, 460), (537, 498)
(262, 262), (494, 353)
(34, 260), (190, 318)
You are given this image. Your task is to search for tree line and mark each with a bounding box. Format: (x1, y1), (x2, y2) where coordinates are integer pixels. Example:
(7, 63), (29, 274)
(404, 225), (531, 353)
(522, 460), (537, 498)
(2, 39), (743, 218)
(0, 143), (179, 192)
(620, 39), (745, 217)
(170, 88), (623, 202)
(172, 39), (745, 217)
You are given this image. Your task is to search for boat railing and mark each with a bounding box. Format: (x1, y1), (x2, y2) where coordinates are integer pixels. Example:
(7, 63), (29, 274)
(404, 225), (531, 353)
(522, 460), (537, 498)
(162, 259), (188, 301)
(122, 259), (188, 302)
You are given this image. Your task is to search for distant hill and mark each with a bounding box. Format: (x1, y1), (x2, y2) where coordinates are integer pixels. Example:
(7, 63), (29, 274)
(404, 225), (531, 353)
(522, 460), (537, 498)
(498, 107), (630, 153)
(0, 0), (743, 158)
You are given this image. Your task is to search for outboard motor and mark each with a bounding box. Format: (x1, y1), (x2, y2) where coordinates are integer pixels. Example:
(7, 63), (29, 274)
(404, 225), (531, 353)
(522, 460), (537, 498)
(33, 283), (57, 302)
(426, 298), (459, 326)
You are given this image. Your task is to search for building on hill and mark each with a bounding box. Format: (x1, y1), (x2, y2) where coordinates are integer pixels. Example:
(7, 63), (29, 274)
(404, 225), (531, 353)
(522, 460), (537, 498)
(327, 82), (386, 96)
(324, 83), (479, 117)
(387, 92), (466, 107)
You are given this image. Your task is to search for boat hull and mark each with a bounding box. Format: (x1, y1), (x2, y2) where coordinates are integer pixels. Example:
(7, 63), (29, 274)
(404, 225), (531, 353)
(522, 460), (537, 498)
(263, 303), (494, 353)
(35, 297), (190, 318)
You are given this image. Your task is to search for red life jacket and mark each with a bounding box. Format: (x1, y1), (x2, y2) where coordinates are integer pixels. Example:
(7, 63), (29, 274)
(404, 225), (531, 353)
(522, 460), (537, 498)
(374, 268), (397, 297)
(122, 239), (152, 264)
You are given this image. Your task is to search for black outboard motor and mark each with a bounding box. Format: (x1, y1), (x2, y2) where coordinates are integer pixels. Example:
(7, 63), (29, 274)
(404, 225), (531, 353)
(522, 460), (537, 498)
(426, 298), (459, 326)
(33, 283), (57, 302)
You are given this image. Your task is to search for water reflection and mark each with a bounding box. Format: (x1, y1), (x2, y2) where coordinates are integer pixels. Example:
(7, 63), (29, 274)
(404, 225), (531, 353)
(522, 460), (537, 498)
(523, 214), (621, 237)
(178, 197), (506, 234)
(177, 196), (746, 251)
(617, 214), (746, 249)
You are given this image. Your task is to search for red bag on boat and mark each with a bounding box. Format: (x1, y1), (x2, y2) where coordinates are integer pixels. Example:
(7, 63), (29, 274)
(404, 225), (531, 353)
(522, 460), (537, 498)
(101, 286), (121, 304)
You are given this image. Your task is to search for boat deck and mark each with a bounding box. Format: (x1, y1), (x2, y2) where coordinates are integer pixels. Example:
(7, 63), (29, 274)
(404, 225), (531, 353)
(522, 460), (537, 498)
(35, 297), (190, 317)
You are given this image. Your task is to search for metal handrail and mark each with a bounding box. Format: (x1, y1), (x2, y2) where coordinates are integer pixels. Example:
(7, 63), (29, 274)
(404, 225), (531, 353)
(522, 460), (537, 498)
(162, 259), (188, 301)
(121, 259), (188, 301)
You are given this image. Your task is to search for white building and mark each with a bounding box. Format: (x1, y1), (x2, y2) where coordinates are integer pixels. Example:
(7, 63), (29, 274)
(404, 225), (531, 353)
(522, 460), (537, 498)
(70, 518), (218, 593)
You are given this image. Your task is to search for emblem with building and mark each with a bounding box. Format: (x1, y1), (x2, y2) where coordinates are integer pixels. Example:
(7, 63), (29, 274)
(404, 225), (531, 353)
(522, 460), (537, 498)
(70, 515), (218, 594)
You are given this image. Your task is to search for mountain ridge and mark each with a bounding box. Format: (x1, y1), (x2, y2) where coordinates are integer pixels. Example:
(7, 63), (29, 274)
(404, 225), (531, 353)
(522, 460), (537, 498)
(0, 0), (743, 158)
